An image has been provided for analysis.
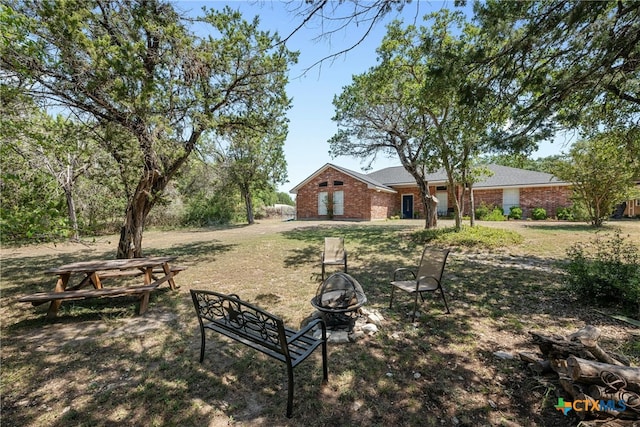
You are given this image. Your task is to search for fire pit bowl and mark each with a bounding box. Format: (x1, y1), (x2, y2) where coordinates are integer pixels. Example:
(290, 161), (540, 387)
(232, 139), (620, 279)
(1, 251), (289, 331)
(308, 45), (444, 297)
(310, 273), (367, 328)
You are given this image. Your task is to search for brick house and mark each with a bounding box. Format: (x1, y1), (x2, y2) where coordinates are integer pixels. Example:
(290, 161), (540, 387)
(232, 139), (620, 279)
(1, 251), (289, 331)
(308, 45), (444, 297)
(290, 163), (573, 220)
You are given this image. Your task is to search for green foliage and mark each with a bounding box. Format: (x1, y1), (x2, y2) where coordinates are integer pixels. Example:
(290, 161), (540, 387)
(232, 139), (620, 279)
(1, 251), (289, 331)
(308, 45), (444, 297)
(475, 1), (640, 136)
(564, 230), (640, 315)
(553, 131), (638, 227)
(183, 192), (235, 226)
(411, 225), (523, 249)
(1, 2), (296, 256)
(556, 207), (574, 221)
(475, 203), (505, 221)
(275, 192), (294, 206)
(531, 207), (547, 220)
(508, 206), (522, 220)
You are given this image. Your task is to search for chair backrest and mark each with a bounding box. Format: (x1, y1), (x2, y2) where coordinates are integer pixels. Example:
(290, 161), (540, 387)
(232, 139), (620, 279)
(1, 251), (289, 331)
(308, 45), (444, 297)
(416, 247), (450, 289)
(324, 237), (345, 263)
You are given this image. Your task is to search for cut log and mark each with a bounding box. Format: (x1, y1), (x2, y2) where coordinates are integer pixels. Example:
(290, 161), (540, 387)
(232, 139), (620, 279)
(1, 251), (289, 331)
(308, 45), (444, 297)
(567, 356), (640, 393)
(530, 331), (595, 360)
(577, 420), (640, 426)
(519, 352), (553, 374)
(589, 385), (640, 414)
(568, 326), (626, 367)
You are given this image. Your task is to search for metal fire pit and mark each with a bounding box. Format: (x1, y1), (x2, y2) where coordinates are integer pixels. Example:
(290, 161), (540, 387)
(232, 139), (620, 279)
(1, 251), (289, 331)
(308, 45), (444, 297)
(310, 272), (367, 329)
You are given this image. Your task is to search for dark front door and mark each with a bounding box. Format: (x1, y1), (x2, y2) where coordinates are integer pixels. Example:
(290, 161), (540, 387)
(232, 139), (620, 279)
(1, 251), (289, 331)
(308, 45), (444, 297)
(402, 195), (413, 219)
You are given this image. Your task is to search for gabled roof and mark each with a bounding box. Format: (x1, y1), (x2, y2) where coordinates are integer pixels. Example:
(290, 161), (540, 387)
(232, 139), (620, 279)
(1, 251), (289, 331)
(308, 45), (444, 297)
(368, 164), (565, 188)
(289, 163), (395, 194)
(290, 163), (566, 194)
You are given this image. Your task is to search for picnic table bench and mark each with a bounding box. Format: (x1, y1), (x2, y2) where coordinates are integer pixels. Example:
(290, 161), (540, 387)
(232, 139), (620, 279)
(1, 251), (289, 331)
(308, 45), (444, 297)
(18, 256), (185, 318)
(190, 290), (328, 418)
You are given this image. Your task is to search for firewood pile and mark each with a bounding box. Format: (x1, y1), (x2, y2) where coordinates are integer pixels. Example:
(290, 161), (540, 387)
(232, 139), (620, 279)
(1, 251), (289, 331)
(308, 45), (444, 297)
(520, 325), (640, 426)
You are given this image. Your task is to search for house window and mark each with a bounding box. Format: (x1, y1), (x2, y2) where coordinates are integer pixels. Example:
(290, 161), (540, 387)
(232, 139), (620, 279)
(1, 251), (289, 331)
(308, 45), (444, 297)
(636, 199), (640, 206)
(318, 192), (328, 215)
(436, 186), (447, 191)
(319, 181), (328, 187)
(503, 188), (520, 215)
(333, 191), (344, 215)
(333, 180), (343, 186)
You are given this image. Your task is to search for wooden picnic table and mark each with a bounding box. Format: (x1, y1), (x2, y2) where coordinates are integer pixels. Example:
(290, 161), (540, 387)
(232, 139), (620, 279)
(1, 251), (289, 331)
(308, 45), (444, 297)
(18, 256), (185, 319)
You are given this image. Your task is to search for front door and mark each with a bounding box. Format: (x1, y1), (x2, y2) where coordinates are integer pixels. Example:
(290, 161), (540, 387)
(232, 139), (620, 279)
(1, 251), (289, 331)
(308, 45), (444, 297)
(402, 194), (413, 219)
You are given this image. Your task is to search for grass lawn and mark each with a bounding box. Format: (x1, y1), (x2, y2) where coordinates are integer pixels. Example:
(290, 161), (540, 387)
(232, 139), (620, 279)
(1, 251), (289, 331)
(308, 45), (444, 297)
(2, 218), (640, 426)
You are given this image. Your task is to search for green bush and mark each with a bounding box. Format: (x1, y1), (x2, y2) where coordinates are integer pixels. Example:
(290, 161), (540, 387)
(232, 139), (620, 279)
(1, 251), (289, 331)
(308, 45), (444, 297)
(411, 225), (523, 249)
(564, 230), (640, 315)
(508, 206), (522, 220)
(475, 203), (490, 220)
(475, 203), (505, 221)
(556, 207), (574, 221)
(531, 207), (547, 220)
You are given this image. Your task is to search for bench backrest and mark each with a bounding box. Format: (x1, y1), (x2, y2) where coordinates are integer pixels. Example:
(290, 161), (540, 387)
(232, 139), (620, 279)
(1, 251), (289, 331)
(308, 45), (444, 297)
(190, 290), (288, 358)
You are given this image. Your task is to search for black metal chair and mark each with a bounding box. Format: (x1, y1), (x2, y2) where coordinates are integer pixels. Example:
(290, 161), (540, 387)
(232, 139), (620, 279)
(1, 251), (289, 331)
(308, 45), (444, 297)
(389, 246), (451, 321)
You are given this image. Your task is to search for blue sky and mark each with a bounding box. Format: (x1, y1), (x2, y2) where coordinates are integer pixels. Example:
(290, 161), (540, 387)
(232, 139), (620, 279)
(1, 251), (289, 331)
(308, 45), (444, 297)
(180, 1), (570, 194)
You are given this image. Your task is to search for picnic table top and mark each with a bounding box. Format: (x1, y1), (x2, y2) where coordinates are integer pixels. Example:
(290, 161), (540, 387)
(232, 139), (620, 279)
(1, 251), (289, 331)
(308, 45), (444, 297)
(44, 256), (178, 275)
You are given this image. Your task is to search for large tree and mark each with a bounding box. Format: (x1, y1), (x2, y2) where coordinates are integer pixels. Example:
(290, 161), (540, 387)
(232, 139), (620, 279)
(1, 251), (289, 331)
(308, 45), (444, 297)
(330, 11), (508, 229)
(1, 1), (295, 257)
(553, 130), (640, 227)
(329, 34), (439, 228)
(474, 0), (640, 140)
(215, 115), (289, 225)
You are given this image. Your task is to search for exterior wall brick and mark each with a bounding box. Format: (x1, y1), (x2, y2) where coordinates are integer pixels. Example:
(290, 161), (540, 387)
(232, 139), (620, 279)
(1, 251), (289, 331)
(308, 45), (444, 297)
(295, 168), (373, 220)
(470, 186), (572, 218)
(295, 165), (574, 221)
(370, 191), (396, 220)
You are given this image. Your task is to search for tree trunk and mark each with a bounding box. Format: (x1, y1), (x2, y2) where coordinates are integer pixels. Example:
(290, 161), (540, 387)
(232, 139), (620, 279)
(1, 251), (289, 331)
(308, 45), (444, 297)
(469, 184), (476, 227)
(242, 186), (254, 224)
(453, 185), (464, 231)
(116, 170), (157, 259)
(63, 183), (79, 242)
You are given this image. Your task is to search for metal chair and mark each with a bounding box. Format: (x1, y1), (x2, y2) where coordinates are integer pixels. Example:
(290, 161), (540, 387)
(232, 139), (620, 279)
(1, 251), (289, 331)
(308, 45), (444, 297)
(321, 237), (347, 281)
(389, 246), (451, 321)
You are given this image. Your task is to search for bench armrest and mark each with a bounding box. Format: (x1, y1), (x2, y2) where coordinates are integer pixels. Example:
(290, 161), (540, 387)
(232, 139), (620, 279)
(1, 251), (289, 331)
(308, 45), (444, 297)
(287, 318), (326, 344)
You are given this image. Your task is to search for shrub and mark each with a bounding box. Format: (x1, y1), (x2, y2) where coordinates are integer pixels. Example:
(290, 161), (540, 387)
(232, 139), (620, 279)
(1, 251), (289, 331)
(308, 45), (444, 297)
(411, 225), (523, 249)
(475, 203), (490, 220)
(475, 203), (505, 221)
(556, 207), (574, 221)
(531, 207), (547, 220)
(564, 230), (640, 316)
(508, 206), (523, 220)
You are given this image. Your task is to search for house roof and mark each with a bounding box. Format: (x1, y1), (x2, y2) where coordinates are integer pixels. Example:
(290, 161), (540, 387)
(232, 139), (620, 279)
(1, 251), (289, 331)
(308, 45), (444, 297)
(289, 163), (395, 194)
(368, 164), (565, 189)
(290, 163), (566, 193)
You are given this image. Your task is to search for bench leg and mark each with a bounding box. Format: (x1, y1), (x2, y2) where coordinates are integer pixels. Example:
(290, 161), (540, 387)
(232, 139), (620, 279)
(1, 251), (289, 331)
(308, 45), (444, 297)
(286, 365), (294, 418)
(46, 300), (61, 319)
(138, 292), (151, 315)
(198, 326), (206, 363)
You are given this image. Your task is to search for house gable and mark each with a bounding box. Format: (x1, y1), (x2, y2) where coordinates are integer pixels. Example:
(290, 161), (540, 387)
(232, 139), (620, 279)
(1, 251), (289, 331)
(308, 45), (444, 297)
(292, 164), (396, 220)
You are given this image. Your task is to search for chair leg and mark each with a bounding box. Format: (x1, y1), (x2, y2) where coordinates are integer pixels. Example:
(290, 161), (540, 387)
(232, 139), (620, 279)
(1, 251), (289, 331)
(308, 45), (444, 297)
(389, 285), (395, 309)
(321, 264), (325, 281)
(439, 287), (451, 314)
(411, 292), (419, 322)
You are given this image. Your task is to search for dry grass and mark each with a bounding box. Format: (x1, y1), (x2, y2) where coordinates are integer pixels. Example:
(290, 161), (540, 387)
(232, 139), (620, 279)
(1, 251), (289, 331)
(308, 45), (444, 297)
(1, 219), (640, 427)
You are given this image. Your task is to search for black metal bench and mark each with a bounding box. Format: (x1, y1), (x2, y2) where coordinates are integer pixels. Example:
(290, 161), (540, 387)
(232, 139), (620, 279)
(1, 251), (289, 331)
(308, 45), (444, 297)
(190, 290), (328, 418)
